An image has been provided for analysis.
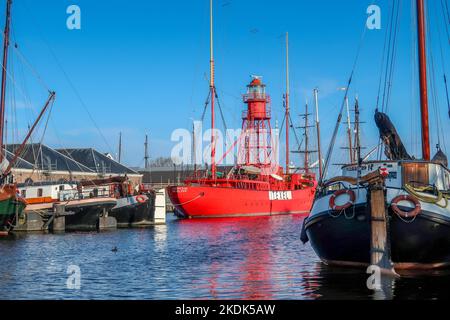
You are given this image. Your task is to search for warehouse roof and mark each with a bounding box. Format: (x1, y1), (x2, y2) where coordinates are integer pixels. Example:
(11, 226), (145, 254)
(56, 148), (140, 175)
(6, 144), (94, 173)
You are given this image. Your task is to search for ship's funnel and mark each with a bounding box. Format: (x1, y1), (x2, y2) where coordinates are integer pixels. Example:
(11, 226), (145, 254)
(375, 111), (412, 161)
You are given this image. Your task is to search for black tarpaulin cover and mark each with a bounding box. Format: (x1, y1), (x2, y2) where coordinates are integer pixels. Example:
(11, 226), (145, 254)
(375, 111), (412, 161)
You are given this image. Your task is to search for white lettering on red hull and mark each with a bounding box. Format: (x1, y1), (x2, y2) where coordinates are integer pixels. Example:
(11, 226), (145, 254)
(268, 191), (293, 201)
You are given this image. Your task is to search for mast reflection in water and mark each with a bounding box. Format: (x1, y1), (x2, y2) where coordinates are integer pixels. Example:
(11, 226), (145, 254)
(0, 215), (450, 300)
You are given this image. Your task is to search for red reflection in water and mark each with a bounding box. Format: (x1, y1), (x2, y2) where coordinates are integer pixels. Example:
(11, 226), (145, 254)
(176, 214), (307, 300)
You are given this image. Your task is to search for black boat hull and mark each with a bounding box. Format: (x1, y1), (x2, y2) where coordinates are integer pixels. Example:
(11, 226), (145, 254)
(305, 205), (450, 269)
(109, 193), (156, 228)
(64, 199), (117, 232)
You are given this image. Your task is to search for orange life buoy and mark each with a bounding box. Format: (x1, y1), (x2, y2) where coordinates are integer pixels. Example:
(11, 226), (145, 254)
(136, 195), (147, 204)
(391, 195), (421, 218)
(329, 189), (356, 211)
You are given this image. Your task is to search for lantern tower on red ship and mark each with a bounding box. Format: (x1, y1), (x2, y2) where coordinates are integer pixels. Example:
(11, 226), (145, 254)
(238, 77), (275, 171)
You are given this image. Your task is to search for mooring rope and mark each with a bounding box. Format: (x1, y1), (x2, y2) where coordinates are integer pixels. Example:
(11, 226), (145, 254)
(172, 193), (204, 207)
(404, 184), (450, 209)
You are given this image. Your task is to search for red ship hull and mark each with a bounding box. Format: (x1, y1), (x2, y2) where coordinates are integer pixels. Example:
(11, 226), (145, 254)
(167, 185), (316, 218)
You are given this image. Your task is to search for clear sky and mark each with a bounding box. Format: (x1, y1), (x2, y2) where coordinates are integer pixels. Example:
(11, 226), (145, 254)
(3, 0), (450, 175)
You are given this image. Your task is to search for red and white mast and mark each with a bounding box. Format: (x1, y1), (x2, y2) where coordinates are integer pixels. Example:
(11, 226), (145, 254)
(209, 0), (217, 178)
(0, 0), (11, 163)
(416, 0), (430, 160)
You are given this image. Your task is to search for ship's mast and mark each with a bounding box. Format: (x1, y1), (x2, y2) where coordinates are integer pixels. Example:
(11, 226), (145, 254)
(285, 32), (290, 174)
(144, 134), (149, 170)
(416, 0), (430, 160)
(303, 101), (309, 173)
(118, 132), (122, 164)
(313, 88), (323, 180)
(354, 97), (362, 165)
(345, 96), (354, 163)
(210, 0), (216, 178)
(0, 0), (11, 163)
(294, 101), (316, 173)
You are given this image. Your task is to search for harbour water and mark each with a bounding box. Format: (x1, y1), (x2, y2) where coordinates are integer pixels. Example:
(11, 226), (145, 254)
(1, 214), (449, 300)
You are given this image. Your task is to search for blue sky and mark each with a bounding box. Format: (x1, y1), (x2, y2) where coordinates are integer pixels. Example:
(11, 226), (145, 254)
(4, 0), (450, 174)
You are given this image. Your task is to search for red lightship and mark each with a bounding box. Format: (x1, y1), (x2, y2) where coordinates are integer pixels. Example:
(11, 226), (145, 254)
(167, 78), (317, 218)
(167, 1), (317, 218)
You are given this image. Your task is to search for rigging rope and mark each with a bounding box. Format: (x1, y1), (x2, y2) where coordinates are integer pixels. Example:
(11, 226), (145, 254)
(441, 0), (450, 43)
(200, 91), (211, 122)
(21, 2), (114, 155)
(404, 184), (449, 208)
(320, 0), (381, 182)
(384, 1), (402, 113)
(377, 0), (402, 160)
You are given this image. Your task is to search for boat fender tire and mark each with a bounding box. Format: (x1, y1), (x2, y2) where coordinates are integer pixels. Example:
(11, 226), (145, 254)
(391, 195), (421, 218)
(329, 189), (355, 211)
(136, 195), (147, 204)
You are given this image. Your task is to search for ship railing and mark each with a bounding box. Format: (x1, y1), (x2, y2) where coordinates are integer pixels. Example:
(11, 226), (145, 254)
(58, 188), (113, 202)
(243, 93), (271, 103)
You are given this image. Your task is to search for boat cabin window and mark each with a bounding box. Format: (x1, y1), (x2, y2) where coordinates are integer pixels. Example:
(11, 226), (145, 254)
(402, 163), (429, 186)
(37, 188), (43, 197)
(59, 185), (65, 191)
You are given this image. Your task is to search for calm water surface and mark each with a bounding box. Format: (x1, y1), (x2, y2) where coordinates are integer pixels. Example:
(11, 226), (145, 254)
(1, 214), (449, 300)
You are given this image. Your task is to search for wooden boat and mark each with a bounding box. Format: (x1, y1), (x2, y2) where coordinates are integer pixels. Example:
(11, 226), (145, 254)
(302, 0), (450, 272)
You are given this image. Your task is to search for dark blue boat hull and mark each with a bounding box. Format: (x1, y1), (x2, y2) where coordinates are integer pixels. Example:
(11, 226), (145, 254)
(305, 205), (450, 269)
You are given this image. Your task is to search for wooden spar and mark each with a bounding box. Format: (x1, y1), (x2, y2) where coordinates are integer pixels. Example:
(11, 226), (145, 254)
(304, 101), (309, 173)
(354, 97), (361, 165)
(345, 96), (354, 163)
(313, 88), (323, 180)
(2, 91), (56, 178)
(210, 0), (216, 179)
(144, 134), (149, 170)
(323, 170), (398, 277)
(285, 32), (290, 174)
(0, 0), (11, 163)
(417, 0), (430, 160)
(118, 132), (122, 164)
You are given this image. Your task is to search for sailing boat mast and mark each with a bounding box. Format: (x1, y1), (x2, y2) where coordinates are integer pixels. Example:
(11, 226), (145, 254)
(118, 132), (122, 164)
(303, 101), (309, 173)
(345, 96), (354, 163)
(210, 0), (216, 178)
(285, 32), (290, 174)
(417, 0), (430, 160)
(0, 0), (11, 163)
(354, 97), (361, 165)
(313, 88), (323, 180)
(144, 134), (149, 170)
